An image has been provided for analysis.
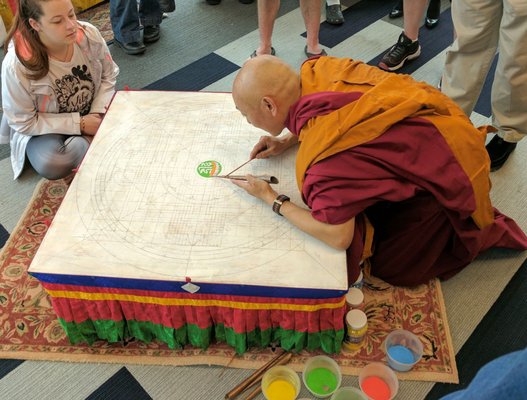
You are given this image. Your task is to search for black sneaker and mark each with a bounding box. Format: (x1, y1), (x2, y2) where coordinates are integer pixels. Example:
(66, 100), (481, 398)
(378, 32), (421, 71)
(486, 135), (517, 171)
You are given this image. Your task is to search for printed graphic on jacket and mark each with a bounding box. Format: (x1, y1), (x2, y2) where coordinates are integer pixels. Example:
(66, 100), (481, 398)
(54, 64), (95, 116)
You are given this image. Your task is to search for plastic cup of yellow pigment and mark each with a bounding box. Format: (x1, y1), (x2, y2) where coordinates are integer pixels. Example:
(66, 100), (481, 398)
(261, 365), (301, 400)
(302, 355), (342, 398)
(330, 386), (369, 400)
(358, 362), (399, 400)
(384, 329), (423, 372)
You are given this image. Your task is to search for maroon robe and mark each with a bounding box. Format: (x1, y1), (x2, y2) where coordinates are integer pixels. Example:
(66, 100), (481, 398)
(286, 92), (527, 287)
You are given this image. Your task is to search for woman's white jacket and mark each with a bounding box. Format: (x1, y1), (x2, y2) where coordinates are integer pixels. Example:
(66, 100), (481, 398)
(0, 21), (119, 179)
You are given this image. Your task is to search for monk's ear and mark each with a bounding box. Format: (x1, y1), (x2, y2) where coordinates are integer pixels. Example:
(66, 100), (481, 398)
(261, 96), (278, 116)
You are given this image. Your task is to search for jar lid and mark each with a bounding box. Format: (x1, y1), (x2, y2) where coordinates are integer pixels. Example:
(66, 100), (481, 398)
(345, 287), (364, 306)
(346, 309), (367, 330)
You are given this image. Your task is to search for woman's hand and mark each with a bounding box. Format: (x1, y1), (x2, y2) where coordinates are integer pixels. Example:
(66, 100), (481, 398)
(250, 132), (298, 159)
(81, 113), (103, 136)
(231, 174), (278, 205)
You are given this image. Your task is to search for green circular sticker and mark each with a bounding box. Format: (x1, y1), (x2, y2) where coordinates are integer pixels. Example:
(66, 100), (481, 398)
(197, 160), (222, 177)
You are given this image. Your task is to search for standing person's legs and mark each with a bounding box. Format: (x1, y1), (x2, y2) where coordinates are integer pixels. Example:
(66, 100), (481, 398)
(378, 0), (427, 71)
(110, 0), (146, 54)
(254, 0), (281, 57)
(301, 0), (323, 56)
(402, 0), (428, 40)
(325, 0), (344, 25)
(26, 135), (90, 180)
(139, 0), (163, 44)
(492, 0), (527, 144)
(442, 0), (501, 115)
(484, 0), (527, 169)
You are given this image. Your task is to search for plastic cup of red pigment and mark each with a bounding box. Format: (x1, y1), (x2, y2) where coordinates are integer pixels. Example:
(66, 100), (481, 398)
(330, 386), (368, 400)
(302, 355), (342, 398)
(384, 329), (423, 372)
(358, 362), (399, 400)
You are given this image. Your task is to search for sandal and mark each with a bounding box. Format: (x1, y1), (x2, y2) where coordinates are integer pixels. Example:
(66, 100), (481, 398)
(250, 47), (276, 58)
(305, 46), (328, 59)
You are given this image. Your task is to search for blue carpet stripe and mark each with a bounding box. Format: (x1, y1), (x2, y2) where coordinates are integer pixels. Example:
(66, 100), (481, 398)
(310, 0), (395, 48)
(0, 224), (9, 248)
(144, 53), (240, 91)
(86, 367), (152, 400)
(426, 258), (527, 399)
(0, 359), (24, 380)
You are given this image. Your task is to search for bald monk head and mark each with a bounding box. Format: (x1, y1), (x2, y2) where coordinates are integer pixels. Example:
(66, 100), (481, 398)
(232, 55), (301, 136)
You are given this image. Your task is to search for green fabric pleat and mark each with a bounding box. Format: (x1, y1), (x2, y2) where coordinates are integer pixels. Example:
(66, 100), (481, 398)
(58, 318), (344, 354)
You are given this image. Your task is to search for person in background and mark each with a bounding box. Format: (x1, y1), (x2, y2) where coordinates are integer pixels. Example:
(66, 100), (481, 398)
(252, 0), (326, 59)
(229, 55), (527, 287)
(0, 0), (119, 180)
(206, 0), (254, 5)
(389, 0), (441, 29)
(326, 0), (344, 25)
(440, 347), (527, 400)
(110, 0), (164, 55)
(441, 0), (526, 171)
(379, 0), (432, 71)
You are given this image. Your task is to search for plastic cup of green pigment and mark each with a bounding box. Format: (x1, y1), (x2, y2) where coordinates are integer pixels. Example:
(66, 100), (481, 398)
(302, 355), (342, 398)
(358, 362), (399, 400)
(384, 329), (423, 372)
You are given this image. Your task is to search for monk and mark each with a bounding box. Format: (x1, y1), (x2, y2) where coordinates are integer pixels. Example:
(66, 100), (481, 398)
(231, 55), (527, 287)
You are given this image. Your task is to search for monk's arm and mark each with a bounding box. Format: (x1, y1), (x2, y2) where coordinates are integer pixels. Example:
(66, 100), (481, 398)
(232, 175), (355, 250)
(275, 199), (355, 250)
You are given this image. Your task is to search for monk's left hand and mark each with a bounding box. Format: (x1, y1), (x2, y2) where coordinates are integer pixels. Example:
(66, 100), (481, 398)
(231, 174), (277, 205)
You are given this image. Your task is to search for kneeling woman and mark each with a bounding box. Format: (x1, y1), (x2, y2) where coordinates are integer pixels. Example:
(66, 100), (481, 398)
(1, 0), (119, 180)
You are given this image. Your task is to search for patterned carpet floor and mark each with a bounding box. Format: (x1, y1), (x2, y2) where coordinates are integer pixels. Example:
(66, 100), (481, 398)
(1, 0), (526, 399)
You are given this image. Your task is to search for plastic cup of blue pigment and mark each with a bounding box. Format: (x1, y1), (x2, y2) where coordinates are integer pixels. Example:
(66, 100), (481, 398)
(384, 329), (423, 372)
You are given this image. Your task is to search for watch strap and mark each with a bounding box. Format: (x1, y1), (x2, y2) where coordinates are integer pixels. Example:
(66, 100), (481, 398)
(272, 194), (290, 216)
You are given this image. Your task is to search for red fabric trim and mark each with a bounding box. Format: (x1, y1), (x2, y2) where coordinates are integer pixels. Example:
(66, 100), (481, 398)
(49, 297), (346, 334)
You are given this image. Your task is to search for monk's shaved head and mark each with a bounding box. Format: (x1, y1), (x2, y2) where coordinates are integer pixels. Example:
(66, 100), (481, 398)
(232, 56), (301, 135)
(233, 55), (300, 110)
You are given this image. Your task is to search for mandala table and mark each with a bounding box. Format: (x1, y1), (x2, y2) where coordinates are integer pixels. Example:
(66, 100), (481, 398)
(28, 91), (349, 354)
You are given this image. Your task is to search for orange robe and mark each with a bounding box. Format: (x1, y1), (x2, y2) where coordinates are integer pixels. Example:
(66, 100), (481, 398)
(285, 57), (527, 286)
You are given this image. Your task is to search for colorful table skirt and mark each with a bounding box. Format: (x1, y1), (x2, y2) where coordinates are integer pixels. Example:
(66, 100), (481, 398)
(32, 274), (347, 354)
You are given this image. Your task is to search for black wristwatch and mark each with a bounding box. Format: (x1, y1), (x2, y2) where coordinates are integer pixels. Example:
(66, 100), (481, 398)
(272, 194), (290, 216)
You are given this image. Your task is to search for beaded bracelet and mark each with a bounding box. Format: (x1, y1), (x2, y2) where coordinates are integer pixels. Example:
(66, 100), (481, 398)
(81, 116), (86, 133)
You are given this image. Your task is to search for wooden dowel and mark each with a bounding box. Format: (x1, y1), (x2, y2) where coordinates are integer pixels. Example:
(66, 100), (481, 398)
(243, 384), (262, 400)
(243, 353), (294, 400)
(225, 351), (291, 400)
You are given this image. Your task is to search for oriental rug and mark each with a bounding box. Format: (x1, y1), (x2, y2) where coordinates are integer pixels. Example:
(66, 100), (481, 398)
(0, 179), (458, 383)
(77, 1), (113, 43)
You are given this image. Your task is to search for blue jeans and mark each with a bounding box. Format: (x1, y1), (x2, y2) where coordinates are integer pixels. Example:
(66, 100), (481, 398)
(110, 0), (163, 44)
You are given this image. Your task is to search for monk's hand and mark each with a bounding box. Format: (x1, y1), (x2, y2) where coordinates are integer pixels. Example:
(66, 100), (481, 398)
(250, 135), (295, 159)
(231, 174), (277, 204)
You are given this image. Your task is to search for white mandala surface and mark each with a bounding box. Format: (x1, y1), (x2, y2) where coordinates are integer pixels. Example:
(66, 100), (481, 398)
(29, 91), (347, 291)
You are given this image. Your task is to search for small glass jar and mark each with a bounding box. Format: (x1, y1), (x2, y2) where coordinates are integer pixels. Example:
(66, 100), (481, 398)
(342, 309), (368, 351)
(345, 287), (365, 310)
